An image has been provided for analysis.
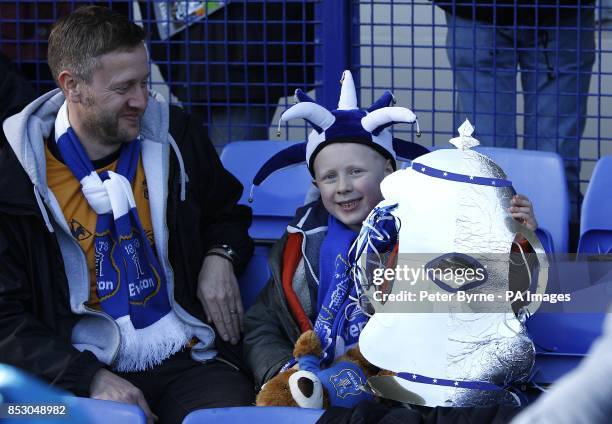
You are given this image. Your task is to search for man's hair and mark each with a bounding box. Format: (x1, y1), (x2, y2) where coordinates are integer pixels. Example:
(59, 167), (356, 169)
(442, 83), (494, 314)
(48, 5), (145, 84)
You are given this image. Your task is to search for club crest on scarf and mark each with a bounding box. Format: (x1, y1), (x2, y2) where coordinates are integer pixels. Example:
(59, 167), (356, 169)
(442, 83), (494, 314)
(54, 102), (190, 372)
(94, 211), (166, 329)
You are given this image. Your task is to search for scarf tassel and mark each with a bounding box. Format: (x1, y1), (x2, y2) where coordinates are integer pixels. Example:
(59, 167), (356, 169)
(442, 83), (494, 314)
(114, 311), (191, 372)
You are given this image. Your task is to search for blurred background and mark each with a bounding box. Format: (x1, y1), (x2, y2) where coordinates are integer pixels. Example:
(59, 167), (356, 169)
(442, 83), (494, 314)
(1, 0), (609, 218)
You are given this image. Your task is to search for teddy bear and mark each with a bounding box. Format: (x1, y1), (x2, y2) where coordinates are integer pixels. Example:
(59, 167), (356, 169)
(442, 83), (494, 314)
(255, 329), (384, 409)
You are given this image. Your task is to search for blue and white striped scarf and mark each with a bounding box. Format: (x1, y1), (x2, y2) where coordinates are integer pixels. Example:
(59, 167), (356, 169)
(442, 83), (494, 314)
(54, 102), (190, 371)
(315, 215), (369, 365)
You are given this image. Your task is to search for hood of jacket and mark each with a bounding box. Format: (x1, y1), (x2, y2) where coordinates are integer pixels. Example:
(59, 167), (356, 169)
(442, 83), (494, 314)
(269, 199), (330, 316)
(287, 199), (329, 233)
(1, 89), (172, 219)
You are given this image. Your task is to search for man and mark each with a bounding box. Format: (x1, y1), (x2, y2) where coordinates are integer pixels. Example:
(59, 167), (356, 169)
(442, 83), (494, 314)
(0, 6), (253, 423)
(435, 0), (595, 220)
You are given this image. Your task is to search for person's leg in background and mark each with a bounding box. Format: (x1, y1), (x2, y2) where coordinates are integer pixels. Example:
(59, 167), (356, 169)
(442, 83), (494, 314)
(445, 12), (518, 147)
(519, 7), (595, 220)
(598, 0), (612, 26)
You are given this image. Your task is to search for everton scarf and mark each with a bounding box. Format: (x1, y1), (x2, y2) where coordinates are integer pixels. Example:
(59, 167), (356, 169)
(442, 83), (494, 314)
(315, 215), (369, 365)
(54, 102), (190, 371)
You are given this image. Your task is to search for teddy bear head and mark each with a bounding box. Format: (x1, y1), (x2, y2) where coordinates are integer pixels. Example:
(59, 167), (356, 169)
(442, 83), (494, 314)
(256, 330), (376, 409)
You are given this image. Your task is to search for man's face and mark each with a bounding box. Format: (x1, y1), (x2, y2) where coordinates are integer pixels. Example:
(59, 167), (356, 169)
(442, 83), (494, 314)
(313, 143), (393, 232)
(76, 44), (149, 146)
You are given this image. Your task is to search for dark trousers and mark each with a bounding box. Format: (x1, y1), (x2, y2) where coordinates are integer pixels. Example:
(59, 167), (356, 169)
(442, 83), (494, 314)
(318, 401), (521, 424)
(118, 349), (254, 424)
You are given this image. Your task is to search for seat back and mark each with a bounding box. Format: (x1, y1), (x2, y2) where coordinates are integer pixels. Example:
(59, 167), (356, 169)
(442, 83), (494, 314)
(527, 312), (605, 355)
(221, 141), (312, 243)
(578, 156), (612, 254)
(526, 312), (605, 384)
(221, 141), (312, 309)
(476, 147), (570, 253)
(183, 406), (324, 424)
(69, 398), (146, 424)
(239, 245), (272, 310)
(0, 364), (145, 424)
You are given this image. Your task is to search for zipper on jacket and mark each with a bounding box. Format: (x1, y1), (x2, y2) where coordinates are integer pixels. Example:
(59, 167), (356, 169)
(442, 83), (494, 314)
(271, 247), (304, 344)
(74, 236), (121, 365)
(43, 196), (121, 364)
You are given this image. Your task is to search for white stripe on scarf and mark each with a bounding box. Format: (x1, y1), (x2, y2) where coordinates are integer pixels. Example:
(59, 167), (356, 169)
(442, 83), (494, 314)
(54, 102), (191, 371)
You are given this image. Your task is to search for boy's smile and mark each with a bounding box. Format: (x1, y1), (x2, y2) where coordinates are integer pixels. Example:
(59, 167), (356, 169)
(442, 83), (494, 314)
(313, 143), (394, 232)
(339, 199), (362, 212)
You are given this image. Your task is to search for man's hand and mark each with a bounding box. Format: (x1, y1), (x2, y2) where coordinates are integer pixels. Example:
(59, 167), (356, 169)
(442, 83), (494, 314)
(90, 369), (157, 424)
(508, 194), (538, 231)
(197, 253), (243, 345)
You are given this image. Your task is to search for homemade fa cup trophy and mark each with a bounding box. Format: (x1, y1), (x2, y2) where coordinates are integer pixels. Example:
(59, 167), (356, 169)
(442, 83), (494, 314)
(353, 120), (549, 407)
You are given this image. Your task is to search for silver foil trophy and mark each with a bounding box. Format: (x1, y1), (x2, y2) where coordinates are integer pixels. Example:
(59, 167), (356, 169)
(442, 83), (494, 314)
(354, 120), (549, 407)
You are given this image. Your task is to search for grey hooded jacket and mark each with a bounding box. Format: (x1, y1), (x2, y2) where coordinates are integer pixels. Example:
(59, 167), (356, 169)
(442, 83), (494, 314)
(0, 89), (253, 394)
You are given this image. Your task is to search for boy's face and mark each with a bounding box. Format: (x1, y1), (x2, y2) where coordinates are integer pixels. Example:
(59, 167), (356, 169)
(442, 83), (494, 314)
(313, 143), (394, 231)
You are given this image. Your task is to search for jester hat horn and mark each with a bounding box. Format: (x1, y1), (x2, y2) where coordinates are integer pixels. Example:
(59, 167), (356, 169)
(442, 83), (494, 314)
(251, 70), (428, 198)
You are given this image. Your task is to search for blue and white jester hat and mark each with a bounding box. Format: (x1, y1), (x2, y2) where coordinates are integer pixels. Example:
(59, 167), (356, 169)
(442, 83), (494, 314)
(251, 70), (429, 193)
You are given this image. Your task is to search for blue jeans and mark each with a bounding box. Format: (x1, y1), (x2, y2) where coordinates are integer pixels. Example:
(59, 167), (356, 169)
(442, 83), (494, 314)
(445, 10), (595, 210)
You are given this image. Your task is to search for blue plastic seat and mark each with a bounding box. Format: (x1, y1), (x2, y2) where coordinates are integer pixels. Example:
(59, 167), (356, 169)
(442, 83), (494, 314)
(527, 313), (605, 355)
(475, 147), (570, 253)
(220, 141), (312, 243)
(578, 156), (612, 254)
(526, 276), (608, 384)
(240, 245), (272, 310)
(221, 141), (312, 309)
(182, 406), (324, 424)
(0, 363), (146, 424)
(69, 397), (146, 424)
(527, 312), (605, 385)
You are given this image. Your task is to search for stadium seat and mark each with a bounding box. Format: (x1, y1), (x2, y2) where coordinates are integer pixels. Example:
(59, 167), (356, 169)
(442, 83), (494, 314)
(527, 312), (605, 355)
(221, 141), (312, 309)
(475, 147), (570, 253)
(527, 312), (605, 384)
(578, 155), (612, 254)
(182, 406), (324, 424)
(525, 260), (609, 385)
(220, 141), (312, 243)
(239, 245), (272, 310)
(0, 364), (146, 424)
(69, 398), (146, 424)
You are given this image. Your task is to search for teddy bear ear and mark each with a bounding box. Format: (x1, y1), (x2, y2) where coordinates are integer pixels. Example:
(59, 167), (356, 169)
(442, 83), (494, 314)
(289, 370), (324, 409)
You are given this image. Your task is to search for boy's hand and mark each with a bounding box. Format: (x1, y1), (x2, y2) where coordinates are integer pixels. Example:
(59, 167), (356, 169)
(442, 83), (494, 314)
(197, 254), (243, 345)
(508, 194), (538, 231)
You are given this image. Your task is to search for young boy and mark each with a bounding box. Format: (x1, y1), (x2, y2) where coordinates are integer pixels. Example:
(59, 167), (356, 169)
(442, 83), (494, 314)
(243, 71), (537, 389)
